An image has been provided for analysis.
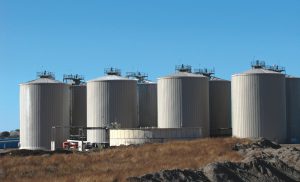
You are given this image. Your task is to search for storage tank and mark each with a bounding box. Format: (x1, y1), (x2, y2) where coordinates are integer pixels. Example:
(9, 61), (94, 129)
(87, 68), (138, 144)
(63, 74), (87, 137)
(232, 61), (286, 143)
(194, 68), (231, 136)
(285, 76), (300, 144)
(138, 81), (157, 127)
(20, 71), (70, 150)
(126, 72), (157, 127)
(158, 65), (210, 137)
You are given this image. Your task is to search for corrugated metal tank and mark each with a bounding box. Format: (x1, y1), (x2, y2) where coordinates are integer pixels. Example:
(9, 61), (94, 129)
(70, 84), (87, 136)
(20, 76), (70, 150)
(232, 68), (286, 143)
(209, 78), (231, 136)
(285, 76), (300, 144)
(157, 72), (210, 137)
(138, 81), (157, 127)
(87, 74), (138, 143)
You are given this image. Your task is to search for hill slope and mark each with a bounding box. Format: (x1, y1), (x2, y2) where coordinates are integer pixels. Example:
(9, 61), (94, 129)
(0, 137), (246, 182)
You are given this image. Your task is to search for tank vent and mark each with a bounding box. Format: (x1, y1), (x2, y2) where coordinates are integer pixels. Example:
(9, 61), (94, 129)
(175, 64), (192, 73)
(105, 68), (121, 76)
(126, 71), (148, 83)
(37, 71), (55, 80)
(63, 74), (85, 85)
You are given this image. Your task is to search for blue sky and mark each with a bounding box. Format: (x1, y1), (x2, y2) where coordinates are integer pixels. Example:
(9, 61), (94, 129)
(0, 1), (299, 131)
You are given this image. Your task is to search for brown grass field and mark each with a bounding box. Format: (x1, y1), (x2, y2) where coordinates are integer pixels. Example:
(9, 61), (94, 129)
(0, 137), (249, 182)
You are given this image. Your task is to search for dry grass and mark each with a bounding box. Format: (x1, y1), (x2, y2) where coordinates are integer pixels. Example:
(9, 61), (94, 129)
(0, 137), (249, 182)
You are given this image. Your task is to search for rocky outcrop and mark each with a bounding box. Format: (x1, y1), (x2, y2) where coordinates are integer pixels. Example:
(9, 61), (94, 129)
(128, 139), (300, 182)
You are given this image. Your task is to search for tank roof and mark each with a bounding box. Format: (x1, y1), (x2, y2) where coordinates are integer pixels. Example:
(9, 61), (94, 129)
(20, 78), (63, 85)
(138, 80), (156, 84)
(159, 71), (207, 79)
(233, 68), (283, 76)
(20, 71), (64, 85)
(209, 76), (230, 81)
(286, 75), (300, 79)
(88, 75), (135, 82)
(234, 60), (286, 76)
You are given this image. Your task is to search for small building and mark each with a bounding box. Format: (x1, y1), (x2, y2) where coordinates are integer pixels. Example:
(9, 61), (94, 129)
(109, 127), (202, 146)
(0, 138), (19, 149)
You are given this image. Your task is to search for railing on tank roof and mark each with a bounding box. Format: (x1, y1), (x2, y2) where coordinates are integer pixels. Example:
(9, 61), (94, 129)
(175, 64), (192, 73)
(194, 68), (215, 77)
(126, 71), (148, 83)
(265, 65), (286, 73)
(251, 60), (266, 69)
(105, 68), (121, 76)
(63, 74), (85, 85)
(37, 71), (55, 79)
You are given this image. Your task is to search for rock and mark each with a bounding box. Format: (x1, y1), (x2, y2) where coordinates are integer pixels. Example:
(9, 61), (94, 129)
(232, 138), (281, 151)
